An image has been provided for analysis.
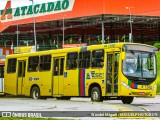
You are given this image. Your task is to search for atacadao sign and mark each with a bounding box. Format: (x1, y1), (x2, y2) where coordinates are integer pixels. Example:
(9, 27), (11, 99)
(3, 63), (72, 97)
(0, 0), (75, 22)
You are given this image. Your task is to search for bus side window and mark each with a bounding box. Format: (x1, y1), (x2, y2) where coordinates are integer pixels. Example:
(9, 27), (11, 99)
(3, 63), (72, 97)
(7, 58), (17, 73)
(18, 62), (22, 77)
(84, 51), (91, 68)
(54, 59), (59, 76)
(99, 59), (104, 67)
(60, 58), (64, 75)
(79, 51), (91, 68)
(92, 50), (104, 68)
(66, 52), (78, 70)
(79, 52), (83, 68)
(40, 55), (51, 71)
(28, 56), (39, 72)
(92, 58), (97, 67)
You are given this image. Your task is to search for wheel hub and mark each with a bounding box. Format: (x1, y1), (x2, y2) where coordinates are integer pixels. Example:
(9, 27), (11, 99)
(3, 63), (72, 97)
(93, 91), (98, 101)
(33, 91), (38, 99)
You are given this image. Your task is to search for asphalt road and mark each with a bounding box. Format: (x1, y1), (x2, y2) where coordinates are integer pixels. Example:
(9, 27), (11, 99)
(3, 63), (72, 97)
(0, 95), (160, 119)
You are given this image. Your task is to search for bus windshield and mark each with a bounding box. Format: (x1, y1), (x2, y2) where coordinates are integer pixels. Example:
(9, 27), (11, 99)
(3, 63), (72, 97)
(123, 50), (156, 78)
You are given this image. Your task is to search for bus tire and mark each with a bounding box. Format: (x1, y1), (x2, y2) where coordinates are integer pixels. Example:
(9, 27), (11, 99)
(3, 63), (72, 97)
(91, 87), (103, 102)
(122, 96), (134, 104)
(31, 87), (40, 99)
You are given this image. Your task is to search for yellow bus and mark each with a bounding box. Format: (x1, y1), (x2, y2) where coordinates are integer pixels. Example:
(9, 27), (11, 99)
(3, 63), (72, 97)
(0, 59), (5, 96)
(4, 43), (157, 104)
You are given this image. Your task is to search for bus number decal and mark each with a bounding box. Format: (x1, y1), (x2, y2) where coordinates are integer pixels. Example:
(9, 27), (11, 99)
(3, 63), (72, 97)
(142, 85), (152, 89)
(86, 71), (104, 79)
(104, 44), (115, 48)
(29, 77), (39, 81)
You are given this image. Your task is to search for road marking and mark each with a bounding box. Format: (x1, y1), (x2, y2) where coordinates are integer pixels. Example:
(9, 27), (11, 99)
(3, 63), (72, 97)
(94, 102), (156, 119)
(113, 104), (133, 111)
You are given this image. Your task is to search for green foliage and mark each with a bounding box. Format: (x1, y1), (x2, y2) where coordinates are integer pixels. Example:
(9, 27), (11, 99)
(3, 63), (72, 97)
(156, 52), (160, 94)
(157, 77), (160, 94)
(153, 42), (160, 49)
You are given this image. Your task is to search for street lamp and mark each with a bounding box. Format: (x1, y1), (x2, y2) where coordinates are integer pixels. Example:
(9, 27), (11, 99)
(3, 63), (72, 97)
(29, 0), (37, 51)
(126, 7), (133, 42)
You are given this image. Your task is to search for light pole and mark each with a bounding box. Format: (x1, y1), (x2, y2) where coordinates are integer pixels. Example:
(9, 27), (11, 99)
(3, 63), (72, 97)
(102, 14), (104, 44)
(16, 24), (19, 47)
(60, 14), (66, 47)
(126, 7), (133, 42)
(62, 16), (64, 46)
(29, 0), (37, 51)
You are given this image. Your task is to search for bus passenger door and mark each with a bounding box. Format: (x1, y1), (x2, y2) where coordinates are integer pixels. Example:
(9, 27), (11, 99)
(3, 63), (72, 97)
(17, 61), (26, 95)
(53, 57), (64, 95)
(106, 53), (119, 96)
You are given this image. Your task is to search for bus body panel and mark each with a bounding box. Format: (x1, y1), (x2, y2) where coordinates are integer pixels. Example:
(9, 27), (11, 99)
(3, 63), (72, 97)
(119, 75), (157, 97)
(39, 71), (52, 96)
(25, 66), (52, 96)
(5, 73), (17, 95)
(63, 69), (79, 96)
(85, 68), (106, 96)
(4, 43), (157, 101)
(25, 71), (41, 95)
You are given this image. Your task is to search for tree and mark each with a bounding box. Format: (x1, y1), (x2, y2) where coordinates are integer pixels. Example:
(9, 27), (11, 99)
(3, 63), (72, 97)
(153, 42), (160, 49)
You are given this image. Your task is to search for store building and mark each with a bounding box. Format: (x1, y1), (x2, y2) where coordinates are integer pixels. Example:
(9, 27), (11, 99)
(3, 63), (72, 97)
(0, 0), (160, 52)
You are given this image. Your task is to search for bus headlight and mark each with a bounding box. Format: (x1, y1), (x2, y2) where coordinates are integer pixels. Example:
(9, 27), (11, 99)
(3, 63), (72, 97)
(152, 85), (157, 91)
(121, 82), (131, 90)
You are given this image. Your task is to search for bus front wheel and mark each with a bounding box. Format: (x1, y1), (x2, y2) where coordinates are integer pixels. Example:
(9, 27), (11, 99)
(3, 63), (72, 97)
(121, 96), (134, 104)
(31, 87), (40, 99)
(91, 87), (103, 102)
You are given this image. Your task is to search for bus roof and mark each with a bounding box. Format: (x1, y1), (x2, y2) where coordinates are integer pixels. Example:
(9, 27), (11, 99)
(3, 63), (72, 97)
(6, 43), (155, 59)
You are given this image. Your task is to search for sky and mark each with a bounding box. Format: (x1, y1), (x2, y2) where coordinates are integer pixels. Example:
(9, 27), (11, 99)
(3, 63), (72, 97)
(0, 0), (57, 9)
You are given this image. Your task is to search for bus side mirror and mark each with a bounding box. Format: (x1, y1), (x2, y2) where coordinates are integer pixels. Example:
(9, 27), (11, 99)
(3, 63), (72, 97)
(121, 52), (126, 60)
